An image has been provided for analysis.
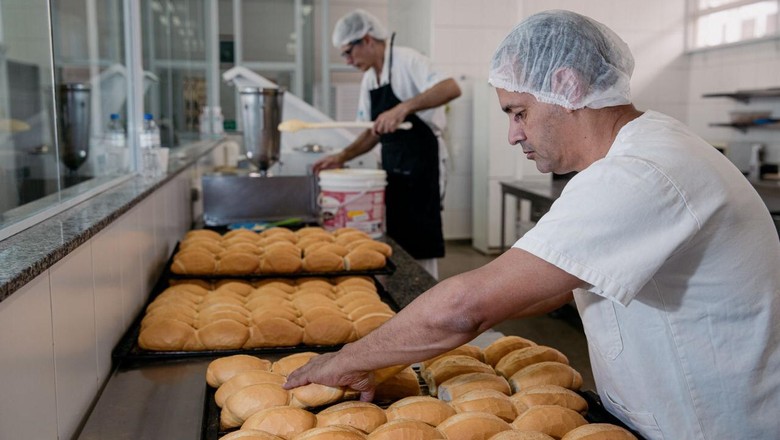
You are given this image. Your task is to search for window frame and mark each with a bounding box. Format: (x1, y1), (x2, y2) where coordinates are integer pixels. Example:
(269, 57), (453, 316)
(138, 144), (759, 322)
(686, 0), (780, 52)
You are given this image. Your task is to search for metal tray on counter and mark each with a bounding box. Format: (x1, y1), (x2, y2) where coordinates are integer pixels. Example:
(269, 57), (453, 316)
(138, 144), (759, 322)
(112, 274), (400, 366)
(166, 241), (397, 280)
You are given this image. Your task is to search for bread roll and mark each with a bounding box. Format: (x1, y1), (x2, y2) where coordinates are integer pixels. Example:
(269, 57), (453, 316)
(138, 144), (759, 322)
(385, 396), (456, 426)
(437, 372), (511, 402)
(560, 423), (638, 440)
(347, 240), (392, 257)
(353, 313), (393, 338)
(140, 314), (194, 332)
(138, 319), (197, 351)
(509, 363), (583, 393)
(316, 401), (387, 433)
(495, 346), (569, 379)
(217, 251), (260, 274)
(245, 319), (304, 348)
(291, 426), (366, 440)
(251, 308), (301, 325)
(450, 389), (517, 422)
(510, 385), (588, 415)
(303, 251), (345, 272)
(260, 248), (303, 273)
(242, 406), (317, 439)
(484, 336), (539, 367)
(172, 249), (217, 274)
(272, 352), (319, 376)
(488, 431), (555, 440)
(262, 226), (299, 239)
(344, 249), (386, 271)
(421, 355), (495, 396)
(256, 280), (297, 293)
(367, 419), (445, 440)
(207, 355), (272, 388)
(373, 366), (421, 402)
(222, 383), (290, 429)
(199, 319), (250, 350)
(186, 228), (223, 241)
(420, 345), (485, 372)
(512, 405), (588, 439)
(224, 229), (260, 240)
(215, 370), (287, 408)
(436, 412), (512, 440)
(348, 304), (394, 321)
(290, 383), (345, 408)
(182, 239), (226, 254)
(218, 428), (285, 439)
(303, 316), (354, 345)
(335, 290), (381, 306)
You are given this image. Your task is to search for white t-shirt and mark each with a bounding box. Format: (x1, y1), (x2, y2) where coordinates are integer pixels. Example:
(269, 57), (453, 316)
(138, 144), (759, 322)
(515, 111), (780, 439)
(356, 44), (449, 135)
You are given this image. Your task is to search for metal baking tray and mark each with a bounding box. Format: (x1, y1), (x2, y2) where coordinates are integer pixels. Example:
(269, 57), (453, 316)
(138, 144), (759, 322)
(166, 241), (397, 280)
(201, 365), (643, 440)
(112, 275), (400, 366)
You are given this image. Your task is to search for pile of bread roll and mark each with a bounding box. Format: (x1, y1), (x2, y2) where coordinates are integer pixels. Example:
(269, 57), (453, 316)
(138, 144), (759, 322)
(138, 277), (394, 351)
(171, 227), (392, 276)
(210, 336), (638, 440)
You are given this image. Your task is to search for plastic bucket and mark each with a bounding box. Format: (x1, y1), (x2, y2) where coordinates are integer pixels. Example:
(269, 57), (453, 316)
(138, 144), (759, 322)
(318, 169), (387, 238)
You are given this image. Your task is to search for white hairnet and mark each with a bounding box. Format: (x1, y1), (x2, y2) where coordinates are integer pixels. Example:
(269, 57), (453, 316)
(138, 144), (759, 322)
(488, 10), (634, 110)
(332, 9), (389, 48)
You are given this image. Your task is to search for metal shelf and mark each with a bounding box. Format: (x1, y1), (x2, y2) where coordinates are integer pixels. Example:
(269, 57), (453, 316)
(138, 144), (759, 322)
(703, 87), (780, 103)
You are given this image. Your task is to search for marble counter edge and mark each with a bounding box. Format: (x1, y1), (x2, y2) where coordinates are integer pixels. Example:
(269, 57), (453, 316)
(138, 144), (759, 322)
(0, 137), (227, 303)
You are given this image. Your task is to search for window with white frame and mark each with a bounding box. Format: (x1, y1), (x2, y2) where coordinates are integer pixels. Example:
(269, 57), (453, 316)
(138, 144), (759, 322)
(688, 0), (779, 50)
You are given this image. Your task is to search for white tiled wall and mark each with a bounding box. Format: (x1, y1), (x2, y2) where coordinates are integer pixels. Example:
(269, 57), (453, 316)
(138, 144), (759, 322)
(0, 173), (192, 439)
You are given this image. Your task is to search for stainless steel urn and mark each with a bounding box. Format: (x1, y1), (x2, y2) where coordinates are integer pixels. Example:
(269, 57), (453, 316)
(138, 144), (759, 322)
(58, 82), (91, 172)
(239, 87), (284, 173)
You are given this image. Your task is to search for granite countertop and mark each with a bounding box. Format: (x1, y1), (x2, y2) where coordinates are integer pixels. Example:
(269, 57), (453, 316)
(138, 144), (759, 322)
(0, 137), (227, 304)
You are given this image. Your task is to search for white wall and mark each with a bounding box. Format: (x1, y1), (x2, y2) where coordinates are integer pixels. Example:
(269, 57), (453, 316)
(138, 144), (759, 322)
(0, 173), (192, 439)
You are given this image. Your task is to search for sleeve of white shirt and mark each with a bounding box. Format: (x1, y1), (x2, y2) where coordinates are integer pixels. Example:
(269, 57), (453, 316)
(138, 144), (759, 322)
(401, 48), (448, 94)
(514, 157), (702, 306)
(355, 73), (373, 122)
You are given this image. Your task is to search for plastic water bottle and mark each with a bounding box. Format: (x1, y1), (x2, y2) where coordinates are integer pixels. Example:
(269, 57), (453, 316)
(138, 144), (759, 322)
(140, 113), (161, 178)
(106, 113), (127, 173)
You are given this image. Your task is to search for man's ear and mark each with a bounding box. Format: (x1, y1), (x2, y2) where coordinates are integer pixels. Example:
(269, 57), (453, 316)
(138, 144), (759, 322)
(551, 67), (586, 107)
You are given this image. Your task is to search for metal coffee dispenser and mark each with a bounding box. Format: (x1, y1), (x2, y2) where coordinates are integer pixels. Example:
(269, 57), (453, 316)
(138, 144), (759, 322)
(240, 86), (283, 174)
(57, 82), (91, 173)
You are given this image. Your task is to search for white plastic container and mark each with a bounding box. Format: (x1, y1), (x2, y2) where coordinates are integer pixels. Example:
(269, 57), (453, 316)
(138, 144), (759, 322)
(318, 169), (387, 237)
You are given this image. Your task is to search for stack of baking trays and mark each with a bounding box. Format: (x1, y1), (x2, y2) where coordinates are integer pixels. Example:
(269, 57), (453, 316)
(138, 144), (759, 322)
(112, 225), (644, 439)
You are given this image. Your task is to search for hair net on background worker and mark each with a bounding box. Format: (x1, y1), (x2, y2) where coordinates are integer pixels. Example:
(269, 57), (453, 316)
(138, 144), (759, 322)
(488, 10), (634, 110)
(332, 9), (390, 48)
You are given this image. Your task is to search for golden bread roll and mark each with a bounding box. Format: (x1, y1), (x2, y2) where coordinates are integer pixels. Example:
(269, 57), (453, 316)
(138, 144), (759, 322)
(450, 389), (517, 422)
(297, 234), (336, 248)
(367, 419), (445, 440)
(261, 226), (298, 238)
(141, 309), (195, 329)
(495, 346), (569, 379)
(509, 362), (583, 393)
(198, 319), (250, 350)
(138, 319), (197, 351)
(171, 249), (217, 274)
(436, 412), (512, 440)
(215, 370), (287, 408)
(222, 383), (291, 429)
(296, 278), (336, 289)
(336, 276), (375, 288)
(335, 231), (372, 245)
(484, 336), (538, 367)
(181, 239), (226, 254)
(246, 296), (295, 312)
(250, 287), (293, 299)
(243, 406), (317, 439)
(186, 228), (223, 240)
(385, 396), (456, 426)
(272, 352), (319, 376)
(303, 316), (355, 345)
(224, 241), (261, 255)
(207, 355), (272, 388)
(512, 405), (588, 439)
(292, 426), (366, 440)
(373, 366), (421, 402)
(295, 286), (337, 299)
(251, 308), (301, 325)
(257, 279), (297, 292)
(302, 306), (347, 324)
(307, 243), (350, 257)
(217, 251), (260, 275)
(560, 423), (638, 440)
(346, 240), (392, 257)
(488, 431), (556, 440)
(290, 383), (345, 408)
(200, 294), (246, 308)
(261, 250), (303, 274)
(245, 319), (304, 348)
(421, 355), (495, 396)
(215, 280), (253, 293)
(420, 345), (485, 372)
(302, 251), (345, 272)
(218, 428), (285, 439)
(295, 226), (329, 236)
(315, 401), (387, 433)
(344, 249), (385, 271)
(347, 303), (394, 320)
(224, 228), (260, 240)
(354, 313), (393, 338)
(197, 310), (250, 328)
(510, 385), (588, 415)
(437, 372), (511, 402)
(336, 292), (381, 309)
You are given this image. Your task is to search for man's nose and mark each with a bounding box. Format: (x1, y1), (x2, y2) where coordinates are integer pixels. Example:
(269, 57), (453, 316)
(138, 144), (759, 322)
(508, 126), (526, 146)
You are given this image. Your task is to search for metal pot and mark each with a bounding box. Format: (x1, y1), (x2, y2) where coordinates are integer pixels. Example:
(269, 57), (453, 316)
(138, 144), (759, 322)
(239, 87), (284, 172)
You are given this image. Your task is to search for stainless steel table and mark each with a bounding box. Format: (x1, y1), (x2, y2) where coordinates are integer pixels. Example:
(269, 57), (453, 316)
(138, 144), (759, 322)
(499, 179), (569, 252)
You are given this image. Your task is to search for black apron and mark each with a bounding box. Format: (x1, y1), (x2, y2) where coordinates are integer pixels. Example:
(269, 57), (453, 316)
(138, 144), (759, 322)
(370, 34), (444, 259)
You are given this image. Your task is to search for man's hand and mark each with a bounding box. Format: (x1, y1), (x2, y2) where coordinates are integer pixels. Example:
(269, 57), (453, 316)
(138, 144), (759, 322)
(283, 352), (379, 402)
(373, 104), (410, 135)
(312, 153), (345, 174)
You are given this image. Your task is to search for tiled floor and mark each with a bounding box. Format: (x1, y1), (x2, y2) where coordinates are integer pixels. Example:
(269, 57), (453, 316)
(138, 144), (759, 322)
(438, 240), (596, 391)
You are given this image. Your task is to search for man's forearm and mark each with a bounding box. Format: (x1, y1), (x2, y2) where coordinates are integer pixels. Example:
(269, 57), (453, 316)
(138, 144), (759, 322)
(399, 78), (462, 115)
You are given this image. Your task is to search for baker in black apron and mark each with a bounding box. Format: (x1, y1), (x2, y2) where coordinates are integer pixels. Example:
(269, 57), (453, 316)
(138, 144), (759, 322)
(370, 34), (444, 260)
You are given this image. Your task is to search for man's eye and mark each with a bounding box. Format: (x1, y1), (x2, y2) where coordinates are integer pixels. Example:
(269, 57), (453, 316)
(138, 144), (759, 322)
(514, 112), (525, 122)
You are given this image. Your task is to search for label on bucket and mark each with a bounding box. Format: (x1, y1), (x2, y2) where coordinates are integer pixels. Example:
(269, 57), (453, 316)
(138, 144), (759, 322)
(320, 188), (385, 238)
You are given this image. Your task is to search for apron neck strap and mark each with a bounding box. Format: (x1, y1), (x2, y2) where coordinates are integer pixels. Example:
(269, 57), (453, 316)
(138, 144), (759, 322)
(387, 32), (396, 84)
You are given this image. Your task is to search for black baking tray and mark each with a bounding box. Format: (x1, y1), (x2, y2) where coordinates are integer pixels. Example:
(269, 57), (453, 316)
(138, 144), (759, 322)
(201, 367), (643, 440)
(166, 241), (397, 280)
(112, 274), (400, 366)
